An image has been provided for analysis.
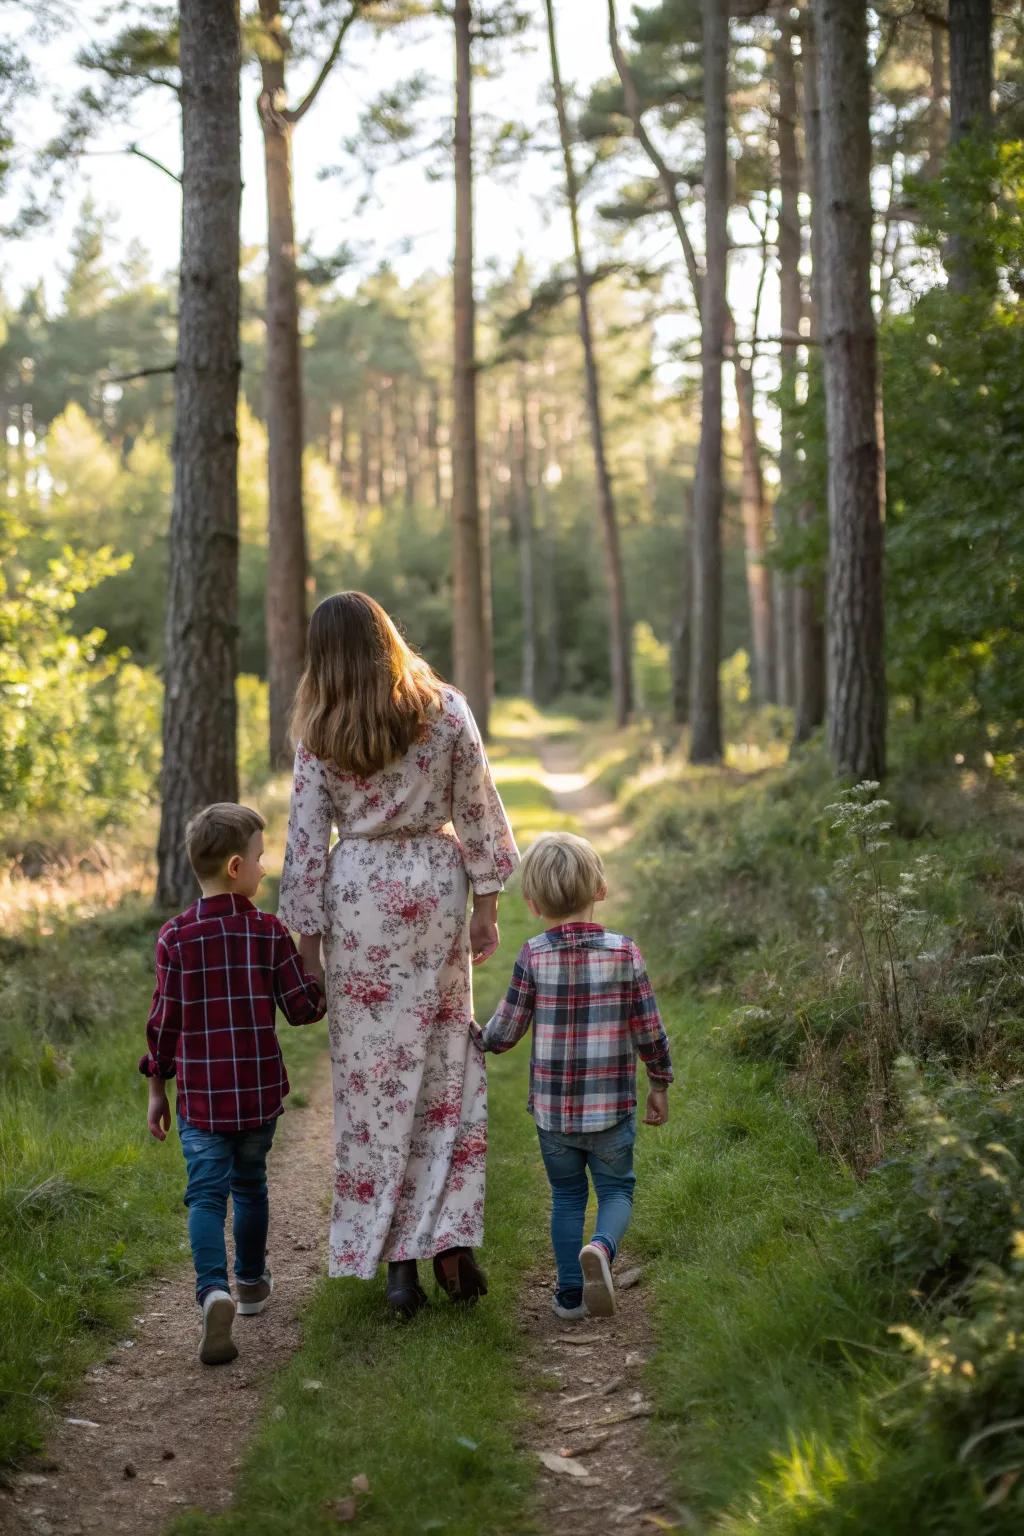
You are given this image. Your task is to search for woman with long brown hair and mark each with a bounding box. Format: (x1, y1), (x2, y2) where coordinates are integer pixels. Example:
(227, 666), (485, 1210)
(277, 592), (519, 1316)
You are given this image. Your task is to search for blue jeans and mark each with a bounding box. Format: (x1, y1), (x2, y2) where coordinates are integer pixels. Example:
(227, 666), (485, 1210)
(536, 1114), (637, 1301)
(178, 1115), (278, 1304)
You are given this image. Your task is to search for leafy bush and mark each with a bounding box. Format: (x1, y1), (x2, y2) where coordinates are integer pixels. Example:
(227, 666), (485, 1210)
(866, 1060), (1024, 1296)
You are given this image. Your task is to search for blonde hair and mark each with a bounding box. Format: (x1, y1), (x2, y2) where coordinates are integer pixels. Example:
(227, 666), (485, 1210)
(290, 591), (444, 777)
(520, 832), (606, 920)
(186, 803), (265, 880)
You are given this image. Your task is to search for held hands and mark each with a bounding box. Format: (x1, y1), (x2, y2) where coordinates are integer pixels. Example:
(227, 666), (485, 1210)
(147, 1080), (172, 1142)
(644, 1087), (669, 1127)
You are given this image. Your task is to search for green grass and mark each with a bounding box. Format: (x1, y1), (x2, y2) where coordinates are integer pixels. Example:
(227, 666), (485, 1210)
(605, 729), (1024, 1533)
(0, 867), (325, 1466)
(170, 724), (565, 1536)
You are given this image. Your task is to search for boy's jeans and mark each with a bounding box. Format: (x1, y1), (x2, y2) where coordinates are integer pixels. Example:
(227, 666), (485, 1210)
(536, 1113), (636, 1298)
(178, 1114), (277, 1304)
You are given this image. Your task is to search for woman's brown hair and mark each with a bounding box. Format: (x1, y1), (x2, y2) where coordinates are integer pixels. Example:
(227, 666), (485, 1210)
(290, 592), (443, 776)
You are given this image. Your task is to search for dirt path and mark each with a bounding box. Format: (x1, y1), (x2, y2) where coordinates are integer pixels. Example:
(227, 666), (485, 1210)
(0, 1070), (333, 1536)
(520, 739), (681, 1534)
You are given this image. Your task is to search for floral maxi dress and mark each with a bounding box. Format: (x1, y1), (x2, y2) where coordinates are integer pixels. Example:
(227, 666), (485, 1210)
(277, 686), (520, 1279)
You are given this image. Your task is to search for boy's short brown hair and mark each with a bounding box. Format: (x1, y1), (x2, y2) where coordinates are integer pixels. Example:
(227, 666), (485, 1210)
(519, 832), (606, 921)
(185, 802), (265, 880)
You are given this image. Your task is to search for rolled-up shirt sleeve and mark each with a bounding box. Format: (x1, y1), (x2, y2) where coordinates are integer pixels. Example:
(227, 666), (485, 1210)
(139, 929), (182, 1080)
(277, 742), (334, 936)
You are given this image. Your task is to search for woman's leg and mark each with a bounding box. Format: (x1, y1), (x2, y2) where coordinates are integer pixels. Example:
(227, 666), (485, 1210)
(537, 1129), (590, 1300)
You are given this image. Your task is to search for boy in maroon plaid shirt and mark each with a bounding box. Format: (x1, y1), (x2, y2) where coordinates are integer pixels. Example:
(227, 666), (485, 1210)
(478, 832), (672, 1320)
(140, 803), (326, 1365)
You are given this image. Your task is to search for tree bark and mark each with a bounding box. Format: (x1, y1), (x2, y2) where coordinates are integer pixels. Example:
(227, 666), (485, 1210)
(157, 0), (241, 908)
(927, 17), (946, 178)
(690, 0), (727, 763)
(546, 0), (632, 727)
(452, 0), (492, 735)
(947, 0), (993, 293)
(671, 507), (693, 726)
(258, 0), (309, 768)
(816, 0), (885, 779)
(774, 8), (801, 709)
(516, 377), (537, 702)
(730, 327), (774, 707)
(794, 7), (826, 743)
(949, 0), (992, 144)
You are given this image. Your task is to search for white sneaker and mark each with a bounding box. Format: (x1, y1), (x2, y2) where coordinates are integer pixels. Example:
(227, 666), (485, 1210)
(580, 1243), (616, 1317)
(199, 1290), (238, 1365)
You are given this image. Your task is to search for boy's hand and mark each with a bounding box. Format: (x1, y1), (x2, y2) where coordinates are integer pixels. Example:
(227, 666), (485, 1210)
(644, 1087), (669, 1127)
(469, 1021), (486, 1053)
(147, 1081), (172, 1141)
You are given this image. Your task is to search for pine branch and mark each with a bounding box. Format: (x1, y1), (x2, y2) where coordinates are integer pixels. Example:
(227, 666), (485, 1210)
(287, 2), (365, 125)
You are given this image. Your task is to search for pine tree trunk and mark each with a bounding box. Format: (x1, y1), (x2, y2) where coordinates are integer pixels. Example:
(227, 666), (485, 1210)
(816, 0), (886, 779)
(516, 379), (536, 702)
(950, 0), (992, 143)
(451, 0), (492, 735)
(671, 504), (693, 726)
(690, 0), (727, 763)
(258, 0), (308, 769)
(534, 391), (561, 704)
(793, 8), (826, 744)
(545, 0), (632, 727)
(774, 9), (801, 710)
(157, 0), (241, 909)
(947, 0), (993, 293)
(928, 18), (946, 177)
(729, 321), (775, 707)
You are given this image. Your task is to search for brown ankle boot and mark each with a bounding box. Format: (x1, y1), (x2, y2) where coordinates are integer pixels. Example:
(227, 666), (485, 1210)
(432, 1247), (488, 1304)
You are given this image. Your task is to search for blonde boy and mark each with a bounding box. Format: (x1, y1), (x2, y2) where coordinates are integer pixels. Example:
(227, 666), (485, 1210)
(478, 832), (672, 1319)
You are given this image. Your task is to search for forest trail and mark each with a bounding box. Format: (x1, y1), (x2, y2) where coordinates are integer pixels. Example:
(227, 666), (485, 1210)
(518, 737), (679, 1535)
(0, 1070), (334, 1536)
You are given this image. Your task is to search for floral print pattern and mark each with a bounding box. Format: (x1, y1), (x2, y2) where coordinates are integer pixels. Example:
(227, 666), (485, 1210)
(277, 686), (520, 1279)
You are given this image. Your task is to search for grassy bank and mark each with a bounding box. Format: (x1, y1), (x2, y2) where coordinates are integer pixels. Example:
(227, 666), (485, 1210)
(171, 703), (565, 1536)
(606, 725), (1024, 1532)
(0, 796), (317, 1467)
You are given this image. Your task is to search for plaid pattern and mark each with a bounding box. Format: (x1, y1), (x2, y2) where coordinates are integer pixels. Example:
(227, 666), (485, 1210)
(480, 922), (672, 1133)
(139, 893), (326, 1132)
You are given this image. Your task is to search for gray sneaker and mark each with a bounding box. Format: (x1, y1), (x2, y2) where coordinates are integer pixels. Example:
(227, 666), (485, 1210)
(236, 1270), (274, 1316)
(551, 1292), (586, 1321)
(199, 1290), (238, 1365)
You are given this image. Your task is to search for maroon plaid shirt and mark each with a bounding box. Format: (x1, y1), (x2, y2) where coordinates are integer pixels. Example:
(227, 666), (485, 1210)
(139, 893), (326, 1132)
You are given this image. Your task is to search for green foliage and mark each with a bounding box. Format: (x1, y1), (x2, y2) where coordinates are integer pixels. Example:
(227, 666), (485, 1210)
(867, 1061), (1024, 1294)
(0, 504), (161, 828)
(883, 143), (1024, 759)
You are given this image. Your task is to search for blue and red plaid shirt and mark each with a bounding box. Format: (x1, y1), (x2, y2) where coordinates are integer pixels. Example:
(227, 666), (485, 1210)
(139, 893), (326, 1132)
(479, 922), (672, 1134)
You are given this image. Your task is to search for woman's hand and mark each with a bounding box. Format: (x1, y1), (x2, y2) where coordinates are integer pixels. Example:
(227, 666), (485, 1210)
(470, 895), (500, 965)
